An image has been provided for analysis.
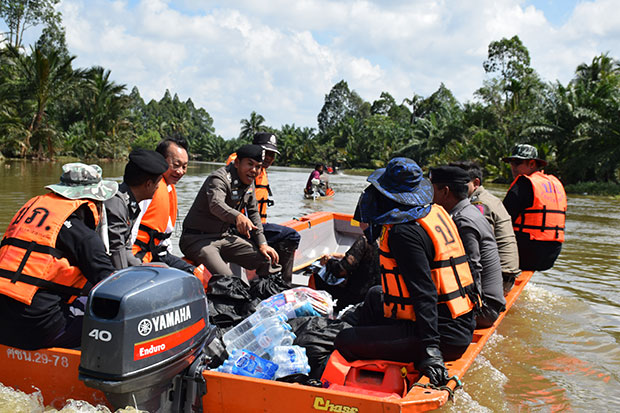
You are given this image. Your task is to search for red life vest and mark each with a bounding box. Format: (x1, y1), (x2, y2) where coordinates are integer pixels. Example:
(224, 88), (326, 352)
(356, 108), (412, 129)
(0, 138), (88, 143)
(509, 171), (566, 242)
(0, 193), (99, 305)
(226, 152), (272, 223)
(379, 204), (477, 320)
(132, 180), (177, 262)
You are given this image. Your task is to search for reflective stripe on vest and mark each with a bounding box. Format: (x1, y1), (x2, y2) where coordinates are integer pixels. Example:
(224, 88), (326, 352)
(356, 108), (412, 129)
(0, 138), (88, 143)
(379, 204), (477, 321)
(132, 180), (177, 262)
(226, 152), (273, 223)
(510, 171), (567, 242)
(0, 193), (98, 304)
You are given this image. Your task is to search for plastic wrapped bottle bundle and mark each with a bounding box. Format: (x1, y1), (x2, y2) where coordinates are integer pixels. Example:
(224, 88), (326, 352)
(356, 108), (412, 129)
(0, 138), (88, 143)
(272, 345), (311, 379)
(225, 315), (296, 360)
(222, 305), (292, 347)
(216, 349), (279, 380)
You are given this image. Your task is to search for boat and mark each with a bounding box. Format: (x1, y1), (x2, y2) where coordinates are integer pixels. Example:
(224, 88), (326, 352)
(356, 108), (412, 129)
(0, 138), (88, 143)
(0, 211), (534, 412)
(303, 187), (335, 200)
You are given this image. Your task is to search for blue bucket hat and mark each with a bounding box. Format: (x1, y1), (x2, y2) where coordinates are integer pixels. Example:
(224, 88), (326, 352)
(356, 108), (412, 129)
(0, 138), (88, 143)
(358, 158), (433, 227)
(367, 157), (433, 207)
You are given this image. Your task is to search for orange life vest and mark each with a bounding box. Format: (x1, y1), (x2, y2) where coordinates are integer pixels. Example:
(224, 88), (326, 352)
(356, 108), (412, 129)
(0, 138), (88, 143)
(226, 152), (273, 223)
(379, 204), (477, 320)
(0, 193), (99, 305)
(132, 180), (177, 262)
(510, 171), (567, 242)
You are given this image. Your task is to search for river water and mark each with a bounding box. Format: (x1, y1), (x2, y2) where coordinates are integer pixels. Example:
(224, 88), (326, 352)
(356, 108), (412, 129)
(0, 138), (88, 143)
(0, 159), (619, 412)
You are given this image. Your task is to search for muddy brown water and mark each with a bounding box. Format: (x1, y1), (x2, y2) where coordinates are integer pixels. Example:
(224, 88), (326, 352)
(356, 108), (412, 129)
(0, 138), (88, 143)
(0, 160), (619, 412)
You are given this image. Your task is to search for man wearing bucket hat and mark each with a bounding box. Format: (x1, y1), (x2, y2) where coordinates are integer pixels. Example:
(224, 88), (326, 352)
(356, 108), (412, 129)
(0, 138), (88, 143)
(0, 163), (118, 349)
(430, 165), (505, 328)
(501, 144), (567, 271)
(225, 133), (301, 283)
(105, 149), (169, 269)
(181, 144), (281, 279)
(335, 158), (477, 387)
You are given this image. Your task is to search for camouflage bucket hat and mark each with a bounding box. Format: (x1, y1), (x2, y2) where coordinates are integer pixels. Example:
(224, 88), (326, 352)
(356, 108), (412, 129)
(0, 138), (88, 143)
(502, 144), (548, 166)
(46, 163), (118, 202)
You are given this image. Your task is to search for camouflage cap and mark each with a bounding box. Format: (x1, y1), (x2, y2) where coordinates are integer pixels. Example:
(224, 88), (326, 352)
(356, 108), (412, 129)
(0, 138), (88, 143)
(46, 163), (119, 202)
(502, 144), (548, 166)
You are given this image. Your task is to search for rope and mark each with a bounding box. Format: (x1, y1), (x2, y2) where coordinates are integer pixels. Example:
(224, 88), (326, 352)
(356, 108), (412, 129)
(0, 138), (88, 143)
(411, 375), (462, 402)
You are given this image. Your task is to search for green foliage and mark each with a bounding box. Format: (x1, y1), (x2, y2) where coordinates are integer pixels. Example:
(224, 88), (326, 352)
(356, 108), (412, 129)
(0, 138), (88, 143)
(1, 16), (620, 193)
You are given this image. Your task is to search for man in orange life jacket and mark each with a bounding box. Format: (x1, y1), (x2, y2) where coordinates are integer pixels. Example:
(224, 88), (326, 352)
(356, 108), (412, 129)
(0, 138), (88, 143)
(502, 144), (567, 271)
(226, 133), (300, 283)
(0, 163), (118, 350)
(335, 158), (476, 387)
(131, 137), (195, 274)
(105, 149), (169, 270)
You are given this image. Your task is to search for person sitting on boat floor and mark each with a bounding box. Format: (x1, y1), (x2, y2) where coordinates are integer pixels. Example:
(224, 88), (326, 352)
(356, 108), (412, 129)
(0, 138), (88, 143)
(131, 137), (196, 274)
(0, 163), (118, 350)
(312, 231), (380, 312)
(105, 149), (169, 270)
(226, 132), (301, 284)
(305, 163), (329, 196)
(450, 161), (521, 295)
(180, 144), (281, 279)
(502, 144), (567, 271)
(430, 165), (505, 329)
(334, 158), (477, 387)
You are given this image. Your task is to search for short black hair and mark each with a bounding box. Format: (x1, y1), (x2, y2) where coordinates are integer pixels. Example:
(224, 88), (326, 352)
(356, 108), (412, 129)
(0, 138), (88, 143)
(450, 161), (483, 184)
(156, 137), (189, 158)
(435, 182), (469, 200)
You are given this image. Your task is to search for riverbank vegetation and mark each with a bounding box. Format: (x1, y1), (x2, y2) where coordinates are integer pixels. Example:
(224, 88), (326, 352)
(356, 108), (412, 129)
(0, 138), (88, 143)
(1, 1), (620, 193)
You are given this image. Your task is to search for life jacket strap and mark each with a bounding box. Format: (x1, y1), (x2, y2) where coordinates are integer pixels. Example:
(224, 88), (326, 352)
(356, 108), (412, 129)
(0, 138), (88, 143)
(0, 268), (85, 296)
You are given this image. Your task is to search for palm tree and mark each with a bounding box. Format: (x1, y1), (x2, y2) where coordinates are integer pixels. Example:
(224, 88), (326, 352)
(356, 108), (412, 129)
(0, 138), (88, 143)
(7, 44), (86, 158)
(80, 66), (128, 157)
(239, 111), (265, 141)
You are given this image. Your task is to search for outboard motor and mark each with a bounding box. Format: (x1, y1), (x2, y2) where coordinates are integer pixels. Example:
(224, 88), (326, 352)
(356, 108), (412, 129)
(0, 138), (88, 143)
(79, 264), (216, 412)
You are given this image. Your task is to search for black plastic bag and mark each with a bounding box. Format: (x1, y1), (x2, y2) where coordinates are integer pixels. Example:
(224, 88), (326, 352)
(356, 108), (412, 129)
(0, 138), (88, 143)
(289, 316), (352, 379)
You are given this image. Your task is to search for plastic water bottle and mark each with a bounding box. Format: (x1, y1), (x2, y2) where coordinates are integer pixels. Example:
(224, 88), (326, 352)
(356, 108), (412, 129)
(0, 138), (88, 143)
(226, 317), (296, 360)
(272, 345), (311, 379)
(216, 349), (278, 380)
(222, 305), (291, 347)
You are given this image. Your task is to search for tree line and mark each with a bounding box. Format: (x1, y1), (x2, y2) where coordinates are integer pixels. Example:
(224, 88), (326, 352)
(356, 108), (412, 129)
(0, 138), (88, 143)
(1, 1), (619, 186)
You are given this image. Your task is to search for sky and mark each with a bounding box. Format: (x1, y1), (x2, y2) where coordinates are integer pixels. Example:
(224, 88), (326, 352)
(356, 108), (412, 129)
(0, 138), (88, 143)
(4, 0), (620, 139)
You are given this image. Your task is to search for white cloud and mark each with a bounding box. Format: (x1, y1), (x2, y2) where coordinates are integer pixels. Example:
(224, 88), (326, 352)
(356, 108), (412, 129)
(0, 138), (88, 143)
(45, 0), (620, 138)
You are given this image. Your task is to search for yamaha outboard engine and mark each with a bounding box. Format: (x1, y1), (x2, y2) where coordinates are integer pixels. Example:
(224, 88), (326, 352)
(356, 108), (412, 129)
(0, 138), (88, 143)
(79, 264), (216, 412)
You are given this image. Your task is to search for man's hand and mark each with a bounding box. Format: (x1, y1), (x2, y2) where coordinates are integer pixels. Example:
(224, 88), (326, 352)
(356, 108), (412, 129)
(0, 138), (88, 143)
(259, 244), (279, 265)
(235, 214), (257, 238)
(417, 345), (450, 387)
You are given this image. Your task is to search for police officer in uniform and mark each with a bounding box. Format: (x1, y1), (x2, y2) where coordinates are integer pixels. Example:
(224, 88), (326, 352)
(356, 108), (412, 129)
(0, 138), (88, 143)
(430, 165), (505, 328)
(180, 144), (280, 278)
(105, 149), (169, 269)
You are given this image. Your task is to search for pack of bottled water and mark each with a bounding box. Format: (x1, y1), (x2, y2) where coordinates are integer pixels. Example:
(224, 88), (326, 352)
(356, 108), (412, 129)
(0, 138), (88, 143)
(223, 313), (296, 360)
(272, 345), (311, 379)
(216, 349), (279, 380)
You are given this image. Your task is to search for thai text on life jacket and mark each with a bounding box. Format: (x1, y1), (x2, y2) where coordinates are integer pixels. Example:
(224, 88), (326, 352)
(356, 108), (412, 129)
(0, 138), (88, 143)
(0, 193), (99, 305)
(510, 171), (566, 242)
(379, 204), (478, 320)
